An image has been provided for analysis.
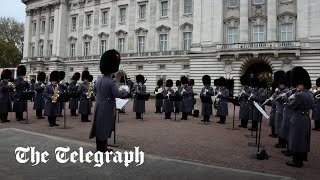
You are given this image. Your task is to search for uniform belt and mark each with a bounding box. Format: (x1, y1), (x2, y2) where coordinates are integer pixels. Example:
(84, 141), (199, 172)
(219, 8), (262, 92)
(95, 98), (114, 102)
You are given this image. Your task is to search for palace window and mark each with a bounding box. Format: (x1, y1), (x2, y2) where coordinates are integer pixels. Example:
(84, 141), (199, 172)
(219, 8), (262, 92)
(228, 0), (238, 7)
(184, 0), (192, 14)
(161, 1), (168, 17)
(41, 20), (45, 33)
(86, 13), (92, 27)
(119, 7), (127, 23)
(118, 38), (125, 53)
(39, 44), (44, 57)
(48, 41), (53, 56)
(32, 21), (36, 36)
(139, 4), (146, 20)
(254, 0), (265, 4)
(183, 32), (192, 50)
(50, 17), (54, 33)
(71, 16), (77, 30)
(159, 34), (168, 52)
(30, 43), (35, 57)
(159, 64), (166, 70)
(84, 42), (91, 56)
(227, 27), (239, 44)
(137, 65), (143, 70)
(281, 23), (293, 41)
(252, 25), (265, 42)
(183, 64), (190, 70)
(70, 43), (75, 57)
(100, 40), (107, 54)
(102, 10), (108, 25)
(138, 36), (145, 53)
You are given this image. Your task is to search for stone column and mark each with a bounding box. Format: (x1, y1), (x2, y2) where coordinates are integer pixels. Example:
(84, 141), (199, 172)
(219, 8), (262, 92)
(201, 0), (213, 46)
(52, 5), (59, 57)
(23, 11), (32, 59)
(127, 3), (136, 53)
(44, 7), (50, 57)
(239, 0), (249, 42)
(55, 2), (68, 58)
(267, 0), (277, 41)
(34, 10), (41, 57)
(212, 0), (224, 44)
(191, 0), (202, 51)
(297, 0), (309, 40)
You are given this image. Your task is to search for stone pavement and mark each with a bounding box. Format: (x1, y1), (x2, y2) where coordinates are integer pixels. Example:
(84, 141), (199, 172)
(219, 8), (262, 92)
(0, 100), (320, 179)
(0, 128), (290, 180)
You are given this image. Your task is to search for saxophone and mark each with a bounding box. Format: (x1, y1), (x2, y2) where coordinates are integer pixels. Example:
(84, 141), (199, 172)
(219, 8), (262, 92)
(87, 83), (94, 99)
(52, 85), (59, 103)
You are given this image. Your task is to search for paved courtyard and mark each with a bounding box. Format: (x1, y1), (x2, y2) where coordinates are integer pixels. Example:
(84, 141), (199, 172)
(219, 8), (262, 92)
(0, 99), (320, 179)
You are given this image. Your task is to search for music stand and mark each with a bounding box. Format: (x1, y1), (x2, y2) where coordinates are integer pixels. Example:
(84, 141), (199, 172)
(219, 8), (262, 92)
(245, 103), (257, 138)
(226, 97), (240, 130)
(70, 92), (81, 118)
(169, 95), (183, 121)
(110, 98), (129, 147)
(56, 93), (72, 129)
(20, 91), (35, 124)
(198, 96), (213, 125)
(249, 102), (267, 148)
(137, 93), (150, 121)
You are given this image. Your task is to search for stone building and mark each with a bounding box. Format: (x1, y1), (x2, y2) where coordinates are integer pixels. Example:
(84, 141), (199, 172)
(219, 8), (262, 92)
(21, 0), (320, 95)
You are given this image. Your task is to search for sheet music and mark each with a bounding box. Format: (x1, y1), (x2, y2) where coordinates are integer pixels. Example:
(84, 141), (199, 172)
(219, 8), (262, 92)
(116, 98), (129, 110)
(253, 101), (270, 119)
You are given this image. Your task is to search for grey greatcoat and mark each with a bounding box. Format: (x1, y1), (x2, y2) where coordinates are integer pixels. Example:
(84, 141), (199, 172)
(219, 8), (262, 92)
(280, 91), (293, 140)
(43, 84), (60, 117)
(248, 88), (262, 122)
(179, 85), (194, 113)
(269, 95), (277, 127)
(163, 88), (175, 113)
(78, 82), (90, 115)
(239, 87), (251, 120)
(133, 84), (146, 113)
(288, 90), (314, 153)
(200, 86), (214, 116)
(259, 88), (267, 121)
(175, 86), (183, 110)
(69, 80), (79, 110)
(89, 75), (127, 141)
(216, 87), (229, 116)
(0, 82), (12, 113)
(312, 93), (320, 121)
(275, 88), (290, 135)
(33, 82), (45, 110)
(13, 78), (28, 112)
(154, 86), (164, 108)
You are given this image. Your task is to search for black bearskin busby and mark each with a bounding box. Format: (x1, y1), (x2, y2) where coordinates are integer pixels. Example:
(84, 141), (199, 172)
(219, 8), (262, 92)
(291, 66), (311, 90)
(180, 76), (188, 85)
(188, 79), (195, 86)
(250, 77), (260, 88)
(157, 79), (163, 86)
(17, 65), (26, 77)
(72, 72), (81, 81)
(240, 75), (250, 86)
(136, 74), (144, 83)
(50, 71), (60, 82)
(37, 72), (46, 82)
(89, 75), (93, 83)
(273, 70), (285, 84)
(214, 79), (219, 87)
(120, 76), (126, 83)
(59, 71), (65, 81)
(316, 78), (320, 87)
(1, 69), (12, 80)
(100, 49), (121, 75)
(202, 75), (211, 86)
(176, 80), (181, 87)
(218, 77), (227, 86)
(82, 71), (90, 81)
(284, 71), (292, 87)
(166, 79), (173, 87)
(260, 80), (268, 89)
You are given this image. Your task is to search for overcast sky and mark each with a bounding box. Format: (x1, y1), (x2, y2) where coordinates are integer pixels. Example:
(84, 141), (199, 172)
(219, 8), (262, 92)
(0, 0), (26, 22)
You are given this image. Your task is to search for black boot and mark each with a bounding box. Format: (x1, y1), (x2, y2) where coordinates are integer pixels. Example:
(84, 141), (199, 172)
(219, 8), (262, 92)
(275, 137), (287, 148)
(269, 126), (278, 138)
(239, 119), (248, 128)
(286, 152), (303, 168)
(312, 121), (320, 130)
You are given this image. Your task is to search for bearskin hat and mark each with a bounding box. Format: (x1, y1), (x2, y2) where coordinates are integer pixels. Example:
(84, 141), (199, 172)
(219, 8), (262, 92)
(176, 80), (181, 87)
(136, 74), (144, 83)
(316, 78), (320, 87)
(17, 65), (26, 77)
(166, 79), (173, 87)
(260, 80), (268, 89)
(31, 79), (35, 84)
(89, 75), (93, 82)
(250, 77), (260, 88)
(271, 82), (278, 94)
(291, 66), (311, 90)
(202, 75), (211, 86)
(285, 71), (292, 87)
(240, 75), (250, 86)
(180, 76), (188, 85)
(37, 72), (46, 82)
(49, 71), (60, 82)
(81, 70), (90, 81)
(1, 69), (12, 80)
(120, 76), (126, 83)
(188, 79), (195, 86)
(59, 71), (65, 81)
(72, 72), (81, 81)
(100, 49), (121, 75)
(218, 77), (226, 86)
(214, 79), (219, 86)
(273, 70), (285, 84)
(157, 79), (163, 86)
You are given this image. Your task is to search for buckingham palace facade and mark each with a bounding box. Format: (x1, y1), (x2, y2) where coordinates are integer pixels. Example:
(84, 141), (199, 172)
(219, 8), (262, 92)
(21, 0), (320, 94)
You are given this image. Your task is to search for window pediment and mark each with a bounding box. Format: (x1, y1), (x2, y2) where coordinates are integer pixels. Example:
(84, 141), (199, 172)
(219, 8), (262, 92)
(156, 25), (171, 32)
(115, 29), (128, 36)
(135, 27), (148, 34)
(98, 32), (109, 38)
(179, 22), (193, 31)
(82, 34), (92, 41)
(68, 36), (77, 42)
(249, 14), (267, 24)
(278, 11), (297, 23)
(224, 16), (240, 26)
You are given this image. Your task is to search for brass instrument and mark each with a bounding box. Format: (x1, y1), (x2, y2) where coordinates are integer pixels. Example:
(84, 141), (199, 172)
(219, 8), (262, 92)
(275, 88), (296, 101)
(315, 94), (320, 99)
(155, 87), (164, 95)
(41, 83), (46, 88)
(87, 82), (94, 99)
(311, 85), (318, 93)
(52, 85), (59, 103)
(8, 82), (16, 89)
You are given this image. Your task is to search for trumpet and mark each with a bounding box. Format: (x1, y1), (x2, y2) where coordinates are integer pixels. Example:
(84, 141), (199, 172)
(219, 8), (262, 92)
(41, 83), (46, 88)
(155, 87), (164, 95)
(203, 88), (209, 96)
(248, 93), (254, 101)
(275, 89), (296, 101)
(52, 85), (59, 103)
(315, 94), (320, 99)
(8, 82), (16, 89)
(311, 85), (318, 94)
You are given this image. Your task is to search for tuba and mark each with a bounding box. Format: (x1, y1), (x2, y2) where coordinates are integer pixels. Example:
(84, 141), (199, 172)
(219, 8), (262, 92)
(52, 85), (59, 103)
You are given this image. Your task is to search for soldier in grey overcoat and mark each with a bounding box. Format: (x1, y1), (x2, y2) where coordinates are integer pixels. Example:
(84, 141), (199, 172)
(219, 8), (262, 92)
(0, 69), (13, 123)
(154, 79), (164, 113)
(216, 77), (229, 124)
(69, 72), (80, 116)
(238, 75), (251, 128)
(189, 79), (195, 113)
(268, 82), (280, 138)
(247, 78), (261, 130)
(13, 65), (29, 121)
(286, 66), (314, 168)
(88, 75), (94, 115)
(133, 74), (147, 119)
(163, 79), (174, 119)
(33, 72), (46, 119)
(179, 76), (193, 120)
(78, 70), (91, 122)
(58, 71), (68, 117)
(312, 78), (320, 130)
(89, 49), (128, 152)
(43, 71), (60, 127)
(200, 75), (214, 122)
(174, 80), (182, 113)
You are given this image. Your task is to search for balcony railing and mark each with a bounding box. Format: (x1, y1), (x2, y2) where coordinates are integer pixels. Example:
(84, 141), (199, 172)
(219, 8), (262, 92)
(216, 41), (301, 51)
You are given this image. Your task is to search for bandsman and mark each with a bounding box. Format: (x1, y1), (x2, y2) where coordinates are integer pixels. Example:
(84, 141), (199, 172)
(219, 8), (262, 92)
(0, 69), (13, 123)
(154, 79), (164, 113)
(33, 72), (46, 119)
(69, 72), (80, 116)
(312, 78), (320, 130)
(163, 79), (174, 119)
(13, 65), (29, 121)
(180, 76), (193, 120)
(238, 75), (251, 128)
(78, 71), (91, 122)
(247, 77), (261, 130)
(216, 77), (229, 124)
(200, 75), (214, 122)
(133, 74), (146, 119)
